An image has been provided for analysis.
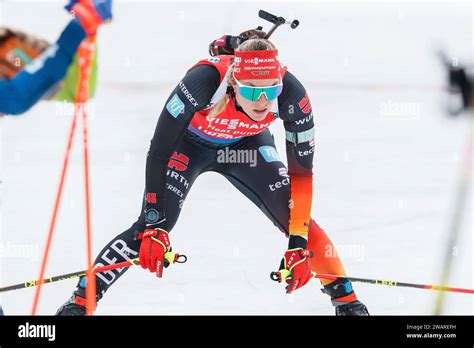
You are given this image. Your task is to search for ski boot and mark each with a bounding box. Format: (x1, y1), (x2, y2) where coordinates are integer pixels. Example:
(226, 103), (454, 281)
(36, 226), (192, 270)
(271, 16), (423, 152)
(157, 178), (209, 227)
(335, 300), (370, 316)
(56, 294), (87, 316)
(322, 278), (370, 316)
(56, 278), (99, 316)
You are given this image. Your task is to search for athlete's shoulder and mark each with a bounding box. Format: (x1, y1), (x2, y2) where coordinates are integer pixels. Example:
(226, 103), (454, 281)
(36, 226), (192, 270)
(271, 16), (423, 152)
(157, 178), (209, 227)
(278, 70), (313, 123)
(192, 55), (234, 68)
(282, 70), (305, 93)
(189, 55), (233, 80)
(183, 62), (221, 97)
(279, 70), (308, 105)
(176, 58), (228, 112)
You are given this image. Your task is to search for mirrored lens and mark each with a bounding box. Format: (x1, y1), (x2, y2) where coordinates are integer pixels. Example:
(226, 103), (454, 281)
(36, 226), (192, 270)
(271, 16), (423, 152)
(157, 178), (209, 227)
(237, 84), (283, 102)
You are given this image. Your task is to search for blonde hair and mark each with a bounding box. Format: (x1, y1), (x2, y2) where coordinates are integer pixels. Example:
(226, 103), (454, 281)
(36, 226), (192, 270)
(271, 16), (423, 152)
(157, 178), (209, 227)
(206, 38), (277, 120)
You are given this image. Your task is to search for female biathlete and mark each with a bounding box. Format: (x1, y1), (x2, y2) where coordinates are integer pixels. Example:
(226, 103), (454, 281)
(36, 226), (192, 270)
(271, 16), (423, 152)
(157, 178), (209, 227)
(56, 37), (369, 316)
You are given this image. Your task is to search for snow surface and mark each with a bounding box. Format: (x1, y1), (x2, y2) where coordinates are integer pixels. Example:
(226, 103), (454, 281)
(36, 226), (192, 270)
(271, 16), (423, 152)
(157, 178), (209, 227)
(0, 0), (472, 315)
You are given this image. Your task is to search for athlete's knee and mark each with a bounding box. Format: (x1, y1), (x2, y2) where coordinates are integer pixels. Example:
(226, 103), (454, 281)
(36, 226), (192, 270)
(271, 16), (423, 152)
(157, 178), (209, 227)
(308, 218), (328, 240)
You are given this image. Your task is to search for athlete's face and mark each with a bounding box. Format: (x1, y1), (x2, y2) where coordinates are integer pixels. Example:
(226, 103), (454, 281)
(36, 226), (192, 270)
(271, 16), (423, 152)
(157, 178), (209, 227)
(232, 78), (281, 121)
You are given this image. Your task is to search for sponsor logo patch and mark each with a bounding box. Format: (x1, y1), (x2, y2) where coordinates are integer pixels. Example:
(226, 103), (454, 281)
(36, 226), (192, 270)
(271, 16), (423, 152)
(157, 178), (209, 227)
(251, 71), (270, 76)
(166, 94), (185, 118)
(178, 81), (199, 107)
(298, 93), (312, 114)
(168, 152), (189, 172)
(279, 167), (289, 177)
(269, 177), (290, 191)
(146, 193), (157, 203)
(259, 146), (281, 163)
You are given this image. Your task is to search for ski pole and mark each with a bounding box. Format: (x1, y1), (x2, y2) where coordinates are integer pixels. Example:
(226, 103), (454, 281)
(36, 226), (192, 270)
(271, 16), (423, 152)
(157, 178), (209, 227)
(2, 259), (139, 294)
(0, 253), (187, 294)
(270, 271), (474, 295)
(31, 103), (80, 315)
(76, 35), (97, 316)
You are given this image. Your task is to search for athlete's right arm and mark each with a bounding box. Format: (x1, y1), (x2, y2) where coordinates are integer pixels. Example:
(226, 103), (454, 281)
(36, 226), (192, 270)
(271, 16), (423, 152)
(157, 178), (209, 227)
(144, 64), (220, 230)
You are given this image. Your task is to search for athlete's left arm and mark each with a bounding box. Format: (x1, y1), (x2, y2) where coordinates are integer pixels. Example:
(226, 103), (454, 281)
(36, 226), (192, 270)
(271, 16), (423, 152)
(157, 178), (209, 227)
(0, 20), (86, 116)
(278, 71), (315, 238)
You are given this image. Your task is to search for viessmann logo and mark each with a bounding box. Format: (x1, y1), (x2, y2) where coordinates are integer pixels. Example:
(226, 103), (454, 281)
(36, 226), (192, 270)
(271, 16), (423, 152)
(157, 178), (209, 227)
(245, 58), (277, 65)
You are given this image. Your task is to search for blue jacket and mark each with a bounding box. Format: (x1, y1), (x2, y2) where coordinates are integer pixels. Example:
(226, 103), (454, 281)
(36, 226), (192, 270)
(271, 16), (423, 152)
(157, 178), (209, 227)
(0, 19), (86, 115)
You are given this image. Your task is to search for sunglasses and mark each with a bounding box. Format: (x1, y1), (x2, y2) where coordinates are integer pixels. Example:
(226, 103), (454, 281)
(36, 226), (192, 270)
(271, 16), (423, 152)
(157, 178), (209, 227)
(233, 74), (283, 102)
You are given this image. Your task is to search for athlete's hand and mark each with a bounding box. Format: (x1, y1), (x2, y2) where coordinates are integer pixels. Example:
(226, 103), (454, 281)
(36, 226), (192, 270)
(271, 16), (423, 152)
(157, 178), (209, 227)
(66, 0), (113, 36)
(135, 228), (186, 277)
(272, 248), (314, 294)
(136, 228), (170, 277)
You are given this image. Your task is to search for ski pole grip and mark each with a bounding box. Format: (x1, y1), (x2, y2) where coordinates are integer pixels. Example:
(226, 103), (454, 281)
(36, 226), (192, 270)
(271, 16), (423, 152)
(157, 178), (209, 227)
(270, 270), (291, 282)
(270, 271), (280, 282)
(164, 252), (188, 264)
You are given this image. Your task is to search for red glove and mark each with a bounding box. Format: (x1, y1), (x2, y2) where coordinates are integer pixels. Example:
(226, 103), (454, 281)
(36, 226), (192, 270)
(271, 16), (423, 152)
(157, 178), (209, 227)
(67, 0), (113, 36)
(136, 228), (171, 277)
(276, 248), (314, 294)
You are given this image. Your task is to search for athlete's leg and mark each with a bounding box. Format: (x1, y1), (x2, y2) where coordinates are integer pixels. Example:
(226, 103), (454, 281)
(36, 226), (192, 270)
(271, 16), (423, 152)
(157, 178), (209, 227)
(57, 135), (215, 314)
(215, 130), (366, 313)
